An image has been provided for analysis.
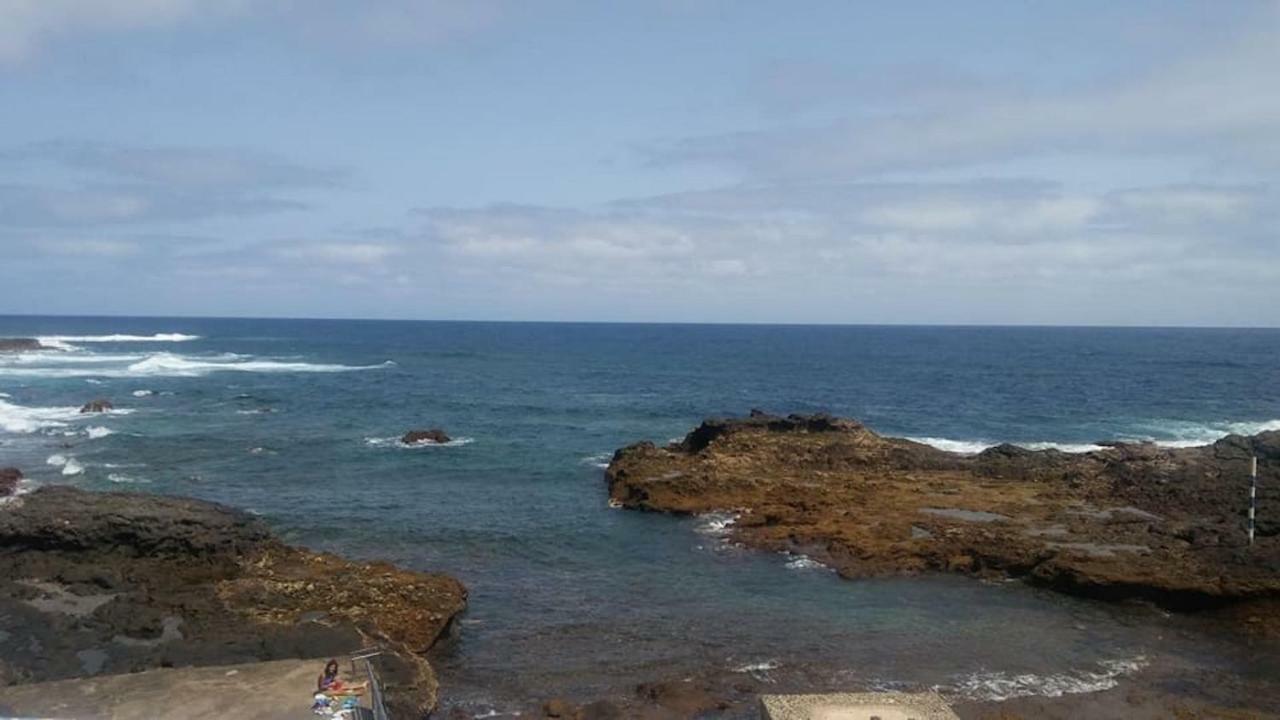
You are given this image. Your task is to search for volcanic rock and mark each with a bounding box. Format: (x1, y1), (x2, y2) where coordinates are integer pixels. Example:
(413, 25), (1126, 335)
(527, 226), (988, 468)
(607, 411), (1280, 614)
(0, 338), (44, 352)
(0, 468), (21, 497)
(402, 428), (451, 445)
(0, 485), (467, 716)
(79, 399), (113, 414)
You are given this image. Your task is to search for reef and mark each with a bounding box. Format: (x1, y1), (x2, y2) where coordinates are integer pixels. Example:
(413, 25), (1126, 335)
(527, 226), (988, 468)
(0, 485), (467, 717)
(607, 411), (1280, 616)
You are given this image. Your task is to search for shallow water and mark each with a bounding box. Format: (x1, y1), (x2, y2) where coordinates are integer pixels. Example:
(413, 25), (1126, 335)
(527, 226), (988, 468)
(1, 318), (1278, 713)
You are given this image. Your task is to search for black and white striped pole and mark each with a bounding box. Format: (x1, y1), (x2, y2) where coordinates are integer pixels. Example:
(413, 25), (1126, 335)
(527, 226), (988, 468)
(1249, 456), (1257, 546)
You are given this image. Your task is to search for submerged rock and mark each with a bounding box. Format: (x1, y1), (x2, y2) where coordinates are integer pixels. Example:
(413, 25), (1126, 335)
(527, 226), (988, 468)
(79, 399), (113, 414)
(607, 411), (1280, 617)
(402, 428), (451, 445)
(0, 485), (467, 716)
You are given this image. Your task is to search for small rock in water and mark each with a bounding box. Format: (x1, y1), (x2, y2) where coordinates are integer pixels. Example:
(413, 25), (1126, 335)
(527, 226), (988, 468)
(401, 428), (451, 445)
(80, 398), (114, 414)
(1, 467), (23, 497)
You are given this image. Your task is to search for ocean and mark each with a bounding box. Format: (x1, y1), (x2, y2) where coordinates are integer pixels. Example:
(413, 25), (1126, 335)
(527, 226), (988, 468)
(2, 317), (1278, 715)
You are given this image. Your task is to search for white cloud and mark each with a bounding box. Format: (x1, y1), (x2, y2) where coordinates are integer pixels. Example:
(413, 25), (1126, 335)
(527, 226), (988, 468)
(276, 242), (397, 265)
(0, 0), (507, 64)
(0, 0), (243, 63)
(650, 9), (1280, 179)
(39, 238), (140, 257)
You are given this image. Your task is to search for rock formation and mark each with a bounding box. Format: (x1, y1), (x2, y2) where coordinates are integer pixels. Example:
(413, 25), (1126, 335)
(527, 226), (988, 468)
(607, 412), (1279, 615)
(0, 485), (467, 716)
(79, 399), (114, 414)
(0, 338), (44, 352)
(402, 428), (452, 445)
(0, 468), (21, 497)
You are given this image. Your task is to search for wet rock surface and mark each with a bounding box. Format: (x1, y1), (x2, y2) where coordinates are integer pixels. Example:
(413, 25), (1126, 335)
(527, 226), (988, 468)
(0, 485), (467, 717)
(402, 428), (452, 445)
(0, 469), (20, 497)
(0, 338), (44, 352)
(607, 412), (1280, 615)
(78, 399), (114, 414)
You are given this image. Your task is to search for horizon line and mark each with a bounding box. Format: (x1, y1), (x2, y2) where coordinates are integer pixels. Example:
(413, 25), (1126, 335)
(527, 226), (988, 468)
(0, 312), (1276, 331)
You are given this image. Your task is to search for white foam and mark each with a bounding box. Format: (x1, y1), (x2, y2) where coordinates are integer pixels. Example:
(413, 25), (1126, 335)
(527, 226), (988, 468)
(37, 333), (200, 349)
(911, 437), (1106, 454)
(580, 452), (612, 469)
(107, 473), (149, 484)
(941, 656), (1147, 701)
(364, 435), (475, 448)
(86, 426), (114, 439)
(909, 437), (996, 454)
(783, 553), (830, 571)
(0, 352), (394, 378)
(46, 454), (84, 476)
(0, 399), (82, 434)
(733, 660), (780, 673)
(132, 389), (155, 397)
(694, 511), (738, 537)
(1128, 419), (1280, 448)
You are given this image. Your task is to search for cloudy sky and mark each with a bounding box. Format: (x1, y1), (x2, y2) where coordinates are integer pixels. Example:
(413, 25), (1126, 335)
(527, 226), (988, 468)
(2, 1), (1277, 324)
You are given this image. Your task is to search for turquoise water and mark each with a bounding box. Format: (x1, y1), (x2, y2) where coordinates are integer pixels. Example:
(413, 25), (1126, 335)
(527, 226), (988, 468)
(2, 317), (1278, 713)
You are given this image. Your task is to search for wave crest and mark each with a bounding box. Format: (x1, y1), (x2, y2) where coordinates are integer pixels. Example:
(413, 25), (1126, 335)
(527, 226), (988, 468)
(941, 656), (1147, 701)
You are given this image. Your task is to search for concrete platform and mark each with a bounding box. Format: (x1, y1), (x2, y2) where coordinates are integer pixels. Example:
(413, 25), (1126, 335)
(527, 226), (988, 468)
(0, 657), (340, 719)
(760, 692), (960, 720)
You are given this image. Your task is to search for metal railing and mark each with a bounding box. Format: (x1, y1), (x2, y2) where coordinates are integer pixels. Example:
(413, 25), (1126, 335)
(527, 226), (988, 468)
(349, 648), (390, 720)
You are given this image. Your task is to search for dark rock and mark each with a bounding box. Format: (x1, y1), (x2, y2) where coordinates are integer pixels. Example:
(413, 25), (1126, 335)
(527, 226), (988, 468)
(0, 468), (21, 497)
(0, 338), (44, 352)
(79, 399), (113, 414)
(401, 428), (451, 445)
(636, 680), (728, 716)
(579, 700), (625, 720)
(0, 486), (467, 715)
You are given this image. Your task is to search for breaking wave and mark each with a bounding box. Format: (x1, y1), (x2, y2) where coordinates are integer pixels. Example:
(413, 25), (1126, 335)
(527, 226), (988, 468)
(0, 352), (394, 378)
(940, 656), (1148, 701)
(36, 333), (201, 351)
(580, 452), (612, 469)
(911, 419), (1280, 455)
(694, 511), (738, 537)
(86, 426), (115, 439)
(0, 398), (82, 434)
(46, 454), (85, 476)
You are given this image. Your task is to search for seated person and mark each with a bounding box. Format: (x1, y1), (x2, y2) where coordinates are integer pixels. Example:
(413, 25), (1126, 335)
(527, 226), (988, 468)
(318, 659), (368, 695)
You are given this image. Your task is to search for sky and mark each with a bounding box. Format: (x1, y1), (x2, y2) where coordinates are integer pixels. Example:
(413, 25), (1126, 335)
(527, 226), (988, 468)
(1, 0), (1278, 325)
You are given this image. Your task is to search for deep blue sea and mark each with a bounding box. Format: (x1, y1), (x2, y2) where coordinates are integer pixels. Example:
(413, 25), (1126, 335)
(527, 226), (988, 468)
(2, 317), (1278, 714)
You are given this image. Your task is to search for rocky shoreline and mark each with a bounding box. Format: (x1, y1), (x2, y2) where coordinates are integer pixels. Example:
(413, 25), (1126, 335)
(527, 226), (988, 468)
(606, 412), (1280, 623)
(0, 482), (467, 717)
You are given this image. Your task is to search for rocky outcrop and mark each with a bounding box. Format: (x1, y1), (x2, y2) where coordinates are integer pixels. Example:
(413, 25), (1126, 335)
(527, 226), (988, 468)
(402, 428), (451, 445)
(0, 468), (21, 497)
(607, 412), (1280, 614)
(0, 486), (467, 717)
(79, 399), (113, 414)
(0, 338), (44, 352)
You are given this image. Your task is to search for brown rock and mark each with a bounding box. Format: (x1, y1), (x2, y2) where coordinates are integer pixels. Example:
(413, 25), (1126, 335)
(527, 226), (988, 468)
(636, 680), (729, 716)
(401, 428), (451, 445)
(0, 467), (21, 497)
(606, 412), (1280, 616)
(0, 486), (467, 715)
(543, 698), (579, 718)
